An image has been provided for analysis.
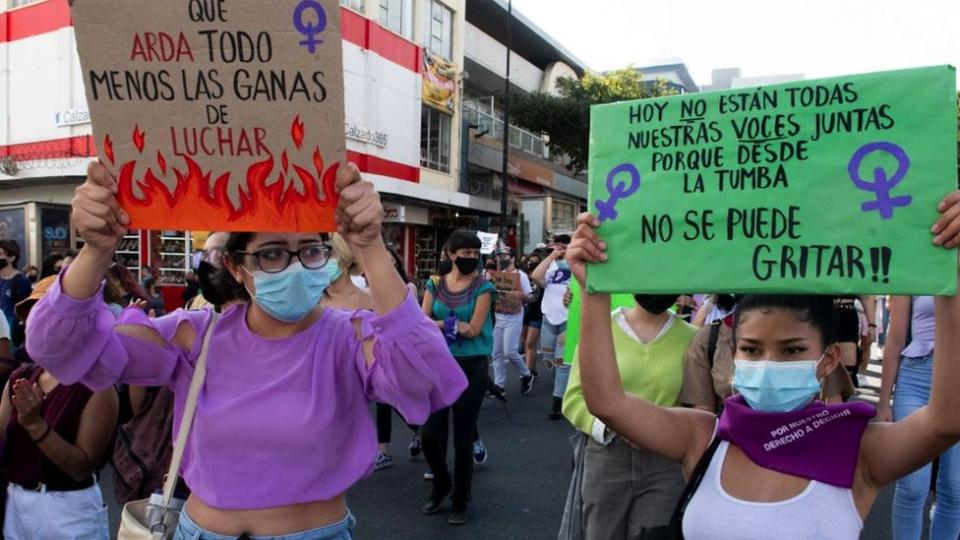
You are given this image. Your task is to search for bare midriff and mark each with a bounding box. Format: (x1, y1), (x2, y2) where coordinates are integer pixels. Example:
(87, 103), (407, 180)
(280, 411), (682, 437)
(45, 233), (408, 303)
(185, 493), (347, 536)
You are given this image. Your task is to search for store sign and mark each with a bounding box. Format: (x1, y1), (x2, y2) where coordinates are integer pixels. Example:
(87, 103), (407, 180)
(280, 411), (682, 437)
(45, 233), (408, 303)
(345, 123), (389, 148)
(382, 203), (428, 225)
(383, 203), (405, 223)
(54, 109), (91, 127)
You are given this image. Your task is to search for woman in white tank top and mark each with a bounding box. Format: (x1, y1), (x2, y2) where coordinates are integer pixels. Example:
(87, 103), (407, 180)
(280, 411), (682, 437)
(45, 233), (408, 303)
(562, 189), (960, 540)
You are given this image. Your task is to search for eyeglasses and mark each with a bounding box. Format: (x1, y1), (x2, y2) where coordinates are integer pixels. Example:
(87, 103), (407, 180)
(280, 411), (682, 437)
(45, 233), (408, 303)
(235, 245), (331, 274)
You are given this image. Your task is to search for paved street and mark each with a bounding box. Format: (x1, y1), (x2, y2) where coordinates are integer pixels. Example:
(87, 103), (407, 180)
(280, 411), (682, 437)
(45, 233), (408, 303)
(102, 356), (926, 539)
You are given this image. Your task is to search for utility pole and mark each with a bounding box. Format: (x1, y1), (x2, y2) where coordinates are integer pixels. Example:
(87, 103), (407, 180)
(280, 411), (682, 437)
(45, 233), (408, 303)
(498, 0), (512, 244)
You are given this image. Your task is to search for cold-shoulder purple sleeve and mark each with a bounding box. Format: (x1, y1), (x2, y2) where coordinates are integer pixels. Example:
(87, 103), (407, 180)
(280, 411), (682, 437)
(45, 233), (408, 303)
(25, 275), (210, 392)
(353, 292), (466, 425)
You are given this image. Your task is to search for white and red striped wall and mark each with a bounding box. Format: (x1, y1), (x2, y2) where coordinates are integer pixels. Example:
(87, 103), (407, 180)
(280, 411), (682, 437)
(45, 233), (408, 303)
(0, 0), (425, 186)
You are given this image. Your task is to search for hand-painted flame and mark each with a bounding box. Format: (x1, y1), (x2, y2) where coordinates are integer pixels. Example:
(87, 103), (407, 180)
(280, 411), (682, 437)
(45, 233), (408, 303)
(132, 125), (145, 153)
(156, 151), (167, 177)
(291, 115), (305, 150)
(103, 135), (115, 166)
(117, 116), (340, 232)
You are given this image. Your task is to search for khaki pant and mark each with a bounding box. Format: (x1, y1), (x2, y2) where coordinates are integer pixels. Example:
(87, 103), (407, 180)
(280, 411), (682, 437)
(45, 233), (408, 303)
(581, 438), (684, 539)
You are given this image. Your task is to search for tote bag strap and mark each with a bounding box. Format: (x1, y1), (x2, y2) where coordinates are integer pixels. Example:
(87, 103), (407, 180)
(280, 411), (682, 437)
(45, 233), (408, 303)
(160, 310), (220, 509)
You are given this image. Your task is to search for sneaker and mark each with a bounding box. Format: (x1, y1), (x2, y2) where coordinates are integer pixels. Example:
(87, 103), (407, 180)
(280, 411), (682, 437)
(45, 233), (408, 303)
(375, 452), (393, 471)
(409, 434), (422, 458)
(424, 470), (434, 481)
(521, 375), (534, 395)
(448, 503), (469, 525)
(486, 385), (506, 400)
(473, 439), (488, 464)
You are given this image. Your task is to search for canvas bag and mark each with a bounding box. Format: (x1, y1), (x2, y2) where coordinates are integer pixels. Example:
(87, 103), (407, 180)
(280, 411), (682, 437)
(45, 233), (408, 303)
(118, 310), (219, 540)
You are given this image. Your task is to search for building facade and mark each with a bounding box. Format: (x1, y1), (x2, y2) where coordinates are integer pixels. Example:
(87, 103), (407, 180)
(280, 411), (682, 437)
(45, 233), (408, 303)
(0, 0), (587, 300)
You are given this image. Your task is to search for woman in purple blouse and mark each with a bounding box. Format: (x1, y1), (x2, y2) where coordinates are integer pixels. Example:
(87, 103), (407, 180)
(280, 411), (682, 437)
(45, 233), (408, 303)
(26, 162), (467, 539)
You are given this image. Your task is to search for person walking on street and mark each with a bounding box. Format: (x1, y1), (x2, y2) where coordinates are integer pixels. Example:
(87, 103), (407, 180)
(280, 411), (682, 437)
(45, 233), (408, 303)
(490, 247), (535, 396)
(420, 230), (495, 525)
(531, 235), (572, 420)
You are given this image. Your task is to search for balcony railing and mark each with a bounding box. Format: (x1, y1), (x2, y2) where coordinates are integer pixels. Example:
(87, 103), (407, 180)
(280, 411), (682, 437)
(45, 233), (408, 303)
(464, 105), (548, 159)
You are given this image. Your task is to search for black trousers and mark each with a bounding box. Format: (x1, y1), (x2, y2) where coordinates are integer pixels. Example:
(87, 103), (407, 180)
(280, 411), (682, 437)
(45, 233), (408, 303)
(375, 402), (418, 444)
(420, 355), (488, 506)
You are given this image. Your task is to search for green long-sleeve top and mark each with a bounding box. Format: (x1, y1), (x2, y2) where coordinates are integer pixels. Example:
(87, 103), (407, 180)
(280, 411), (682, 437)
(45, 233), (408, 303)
(563, 309), (697, 441)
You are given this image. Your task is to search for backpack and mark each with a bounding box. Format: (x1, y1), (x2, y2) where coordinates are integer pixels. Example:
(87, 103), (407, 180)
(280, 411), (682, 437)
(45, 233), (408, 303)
(707, 320), (722, 368)
(110, 386), (176, 505)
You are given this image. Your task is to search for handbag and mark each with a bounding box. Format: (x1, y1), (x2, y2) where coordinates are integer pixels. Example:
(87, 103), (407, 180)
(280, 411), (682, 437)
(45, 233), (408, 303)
(640, 436), (722, 540)
(118, 310), (220, 540)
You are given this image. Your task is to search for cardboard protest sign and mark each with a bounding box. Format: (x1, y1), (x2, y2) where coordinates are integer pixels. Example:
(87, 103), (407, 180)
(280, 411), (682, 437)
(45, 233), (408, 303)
(563, 280), (635, 365)
(491, 271), (523, 315)
(72, 0), (346, 232)
(588, 66), (957, 295)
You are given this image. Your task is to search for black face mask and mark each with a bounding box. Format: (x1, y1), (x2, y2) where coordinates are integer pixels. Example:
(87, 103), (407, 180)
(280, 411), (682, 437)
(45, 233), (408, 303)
(0, 259), (8, 271)
(197, 261), (226, 306)
(497, 258), (512, 270)
(633, 294), (678, 315)
(438, 259), (453, 276)
(454, 257), (480, 275)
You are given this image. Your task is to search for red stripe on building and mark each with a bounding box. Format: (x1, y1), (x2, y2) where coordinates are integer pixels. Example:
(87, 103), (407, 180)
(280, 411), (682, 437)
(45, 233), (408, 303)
(347, 150), (420, 183)
(0, 135), (96, 160)
(0, 134), (419, 184)
(0, 1), (421, 74)
(0, 0), (71, 43)
(340, 8), (421, 73)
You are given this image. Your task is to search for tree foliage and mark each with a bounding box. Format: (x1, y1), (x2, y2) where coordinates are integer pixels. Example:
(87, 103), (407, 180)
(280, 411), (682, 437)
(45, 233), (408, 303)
(510, 67), (676, 174)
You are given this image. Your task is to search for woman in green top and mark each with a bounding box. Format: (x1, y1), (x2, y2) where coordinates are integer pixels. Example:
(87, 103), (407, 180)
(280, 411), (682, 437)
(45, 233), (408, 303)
(563, 294), (697, 538)
(420, 230), (495, 526)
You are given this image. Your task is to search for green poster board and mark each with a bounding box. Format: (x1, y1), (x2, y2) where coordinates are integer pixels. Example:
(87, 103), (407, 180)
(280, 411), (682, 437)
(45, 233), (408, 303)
(587, 66), (957, 295)
(563, 280), (635, 365)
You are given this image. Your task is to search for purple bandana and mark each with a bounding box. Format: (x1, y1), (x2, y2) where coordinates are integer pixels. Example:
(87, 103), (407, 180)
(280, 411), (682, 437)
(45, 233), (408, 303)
(717, 395), (876, 488)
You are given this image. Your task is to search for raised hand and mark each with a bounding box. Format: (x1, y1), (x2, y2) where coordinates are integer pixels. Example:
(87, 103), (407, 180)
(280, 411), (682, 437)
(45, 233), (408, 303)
(933, 190), (960, 249)
(335, 162), (383, 250)
(565, 213), (608, 288)
(72, 162), (129, 252)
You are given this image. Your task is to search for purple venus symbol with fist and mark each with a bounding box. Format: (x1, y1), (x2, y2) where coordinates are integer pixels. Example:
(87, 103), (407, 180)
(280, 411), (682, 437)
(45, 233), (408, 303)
(847, 142), (912, 220)
(595, 163), (641, 223)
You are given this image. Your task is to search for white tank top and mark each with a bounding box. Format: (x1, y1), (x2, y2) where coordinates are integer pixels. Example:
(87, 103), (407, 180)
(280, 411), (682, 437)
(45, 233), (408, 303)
(682, 441), (863, 539)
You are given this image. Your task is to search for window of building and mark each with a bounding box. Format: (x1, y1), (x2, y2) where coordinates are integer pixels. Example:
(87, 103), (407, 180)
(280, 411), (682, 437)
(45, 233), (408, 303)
(427, 0), (453, 60)
(421, 106), (451, 173)
(340, 0), (364, 11)
(552, 200), (577, 233)
(378, 0), (413, 39)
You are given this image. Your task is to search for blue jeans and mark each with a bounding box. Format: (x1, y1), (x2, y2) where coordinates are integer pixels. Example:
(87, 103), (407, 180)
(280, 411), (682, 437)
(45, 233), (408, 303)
(175, 510), (355, 540)
(540, 320), (569, 398)
(892, 355), (960, 540)
(492, 313), (530, 388)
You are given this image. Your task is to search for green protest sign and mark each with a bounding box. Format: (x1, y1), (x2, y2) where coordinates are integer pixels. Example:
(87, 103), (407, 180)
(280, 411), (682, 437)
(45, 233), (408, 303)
(587, 66), (957, 295)
(563, 280), (635, 365)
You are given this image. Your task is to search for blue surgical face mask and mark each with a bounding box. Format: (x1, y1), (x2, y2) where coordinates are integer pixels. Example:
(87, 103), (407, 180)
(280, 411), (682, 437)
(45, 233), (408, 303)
(245, 262), (332, 322)
(328, 258), (343, 283)
(732, 357), (823, 413)
(556, 260), (570, 271)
